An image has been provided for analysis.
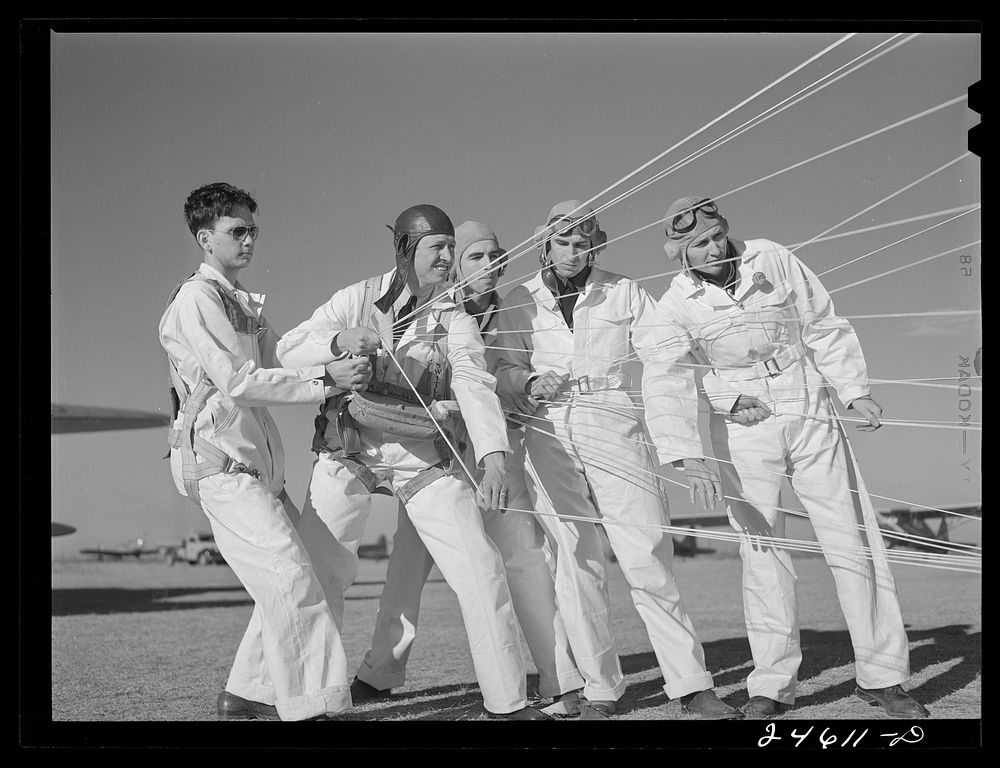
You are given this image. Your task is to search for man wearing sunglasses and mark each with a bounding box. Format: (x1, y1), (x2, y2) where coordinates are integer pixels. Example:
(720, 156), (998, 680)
(159, 182), (364, 721)
(493, 199), (739, 719)
(655, 195), (927, 720)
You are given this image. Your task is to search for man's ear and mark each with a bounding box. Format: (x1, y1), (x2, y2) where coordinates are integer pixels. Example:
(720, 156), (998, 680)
(196, 229), (212, 252)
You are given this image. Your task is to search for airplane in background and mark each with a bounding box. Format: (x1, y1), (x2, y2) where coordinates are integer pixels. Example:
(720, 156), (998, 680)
(358, 535), (390, 561)
(79, 537), (162, 561)
(51, 403), (170, 537)
(877, 503), (982, 553)
(51, 522), (77, 537)
(51, 403), (170, 434)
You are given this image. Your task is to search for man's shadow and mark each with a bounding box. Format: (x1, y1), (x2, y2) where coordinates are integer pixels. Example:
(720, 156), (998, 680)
(350, 624), (979, 719)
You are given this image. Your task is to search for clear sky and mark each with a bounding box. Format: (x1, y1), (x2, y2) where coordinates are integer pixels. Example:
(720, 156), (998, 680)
(49, 31), (981, 557)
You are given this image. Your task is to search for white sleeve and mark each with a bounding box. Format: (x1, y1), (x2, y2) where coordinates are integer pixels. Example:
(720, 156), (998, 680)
(276, 287), (356, 368)
(630, 283), (703, 465)
(779, 244), (871, 406)
(446, 309), (511, 463)
(173, 288), (327, 408)
(492, 288), (537, 399)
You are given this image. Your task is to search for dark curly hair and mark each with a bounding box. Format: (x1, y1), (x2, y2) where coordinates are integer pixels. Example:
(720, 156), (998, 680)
(183, 182), (258, 237)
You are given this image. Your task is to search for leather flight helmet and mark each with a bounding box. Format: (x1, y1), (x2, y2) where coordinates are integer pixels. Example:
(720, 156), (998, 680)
(375, 204), (455, 313)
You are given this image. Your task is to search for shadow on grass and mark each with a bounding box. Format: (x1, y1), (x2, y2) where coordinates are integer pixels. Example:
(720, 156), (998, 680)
(344, 624), (979, 720)
(51, 578), (449, 616)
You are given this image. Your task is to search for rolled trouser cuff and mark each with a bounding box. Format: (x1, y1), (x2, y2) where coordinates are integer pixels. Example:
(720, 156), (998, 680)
(582, 677), (627, 703)
(662, 671), (716, 700)
(275, 684), (352, 721)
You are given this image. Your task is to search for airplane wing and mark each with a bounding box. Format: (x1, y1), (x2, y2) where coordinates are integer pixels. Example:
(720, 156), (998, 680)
(51, 522), (77, 537)
(51, 404), (170, 434)
(79, 548), (127, 559)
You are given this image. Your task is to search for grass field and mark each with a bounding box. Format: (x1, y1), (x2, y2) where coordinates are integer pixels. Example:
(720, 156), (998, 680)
(51, 552), (980, 724)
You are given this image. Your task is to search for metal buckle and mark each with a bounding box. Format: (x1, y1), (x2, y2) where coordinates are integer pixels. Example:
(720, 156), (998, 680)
(575, 374), (592, 394)
(226, 458), (260, 479)
(763, 358), (782, 378)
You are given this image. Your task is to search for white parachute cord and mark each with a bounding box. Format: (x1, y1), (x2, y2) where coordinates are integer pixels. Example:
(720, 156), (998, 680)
(787, 204), (980, 248)
(440, 151), (974, 340)
(512, 416), (981, 559)
(486, 34), (914, 298)
(485, 310), (982, 337)
(521, 33), (917, 272)
(512, 93), (973, 277)
(378, 341), (485, 504)
(829, 240), (980, 294)
(815, 205), (980, 280)
(508, 407), (983, 536)
(502, 504), (980, 573)
(485, 95), (970, 311)
(845, 310), (981, 321)
(396, 34), (864, 326)
(790, 152), (974, 255)
(527, 395), (981, 431)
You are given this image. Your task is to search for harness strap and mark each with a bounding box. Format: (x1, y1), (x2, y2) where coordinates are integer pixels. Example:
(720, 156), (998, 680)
(748, 340), (806, 380)
(396, 464), (451, 505)
(320, 448), (391, 496)
(164, 273), (263, 504)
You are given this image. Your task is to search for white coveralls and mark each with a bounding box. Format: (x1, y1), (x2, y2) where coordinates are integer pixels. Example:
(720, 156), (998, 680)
(276, 272), (531, 714)
(158, 262), (351, 721)
(657, 239), (911, 704)
(354, 296), (585, 698)
(495, 267), (715, 702)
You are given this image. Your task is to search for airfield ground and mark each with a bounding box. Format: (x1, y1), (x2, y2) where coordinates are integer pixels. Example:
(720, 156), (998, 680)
(49, 550), (980, 727)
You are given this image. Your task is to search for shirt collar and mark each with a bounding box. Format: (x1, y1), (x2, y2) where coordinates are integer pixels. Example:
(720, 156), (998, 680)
(679, 241), (759, 299)
(463, 291), (500, 331)
(199, 263), (266, 309)
(382, 270), (455, 316)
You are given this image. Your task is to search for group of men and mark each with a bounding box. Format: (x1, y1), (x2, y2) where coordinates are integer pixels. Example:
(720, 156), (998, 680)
(159, 182), (930, 722)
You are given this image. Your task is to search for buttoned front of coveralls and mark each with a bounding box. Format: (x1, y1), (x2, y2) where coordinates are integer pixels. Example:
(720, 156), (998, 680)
(158, 262), (351, 721)
(277, 272), (530, 713)
(494, 267), (715, 702)
(657, 239), (911, 703)
(354, 295), (585, 698)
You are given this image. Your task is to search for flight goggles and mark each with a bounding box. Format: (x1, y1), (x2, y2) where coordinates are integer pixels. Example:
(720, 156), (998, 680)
(667, 199), (722, 235)
(547, 214), (599, 238)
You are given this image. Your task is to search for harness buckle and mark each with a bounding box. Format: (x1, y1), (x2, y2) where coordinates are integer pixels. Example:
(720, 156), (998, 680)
(763, 358), (782, 378)
(575, 374), (592, 394)
(225, 457), (260, 479)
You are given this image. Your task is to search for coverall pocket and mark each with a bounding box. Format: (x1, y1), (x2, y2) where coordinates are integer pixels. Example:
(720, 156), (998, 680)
(588, 306), (631, 364)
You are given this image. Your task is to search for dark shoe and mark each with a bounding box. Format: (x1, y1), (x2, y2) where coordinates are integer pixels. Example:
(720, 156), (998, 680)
(578, 699), (617, 720)
(487, 706), (553, 720)
(541, 689), (584, 718)
(855, 684), (929, 719)
(216, 690), (279, 720)
(350, 676), (392, 704)
(741, 696), (789, 719)
(680, 689), (742, 720)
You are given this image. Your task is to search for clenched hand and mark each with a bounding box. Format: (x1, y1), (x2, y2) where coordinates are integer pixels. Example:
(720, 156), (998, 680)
(479, 451), (509, 514)
(332, 327), (382, 357)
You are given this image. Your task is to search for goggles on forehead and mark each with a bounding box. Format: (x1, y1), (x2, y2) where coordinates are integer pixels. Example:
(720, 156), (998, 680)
(547, 214), (599, 239)
(667, 199), (722, 235)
